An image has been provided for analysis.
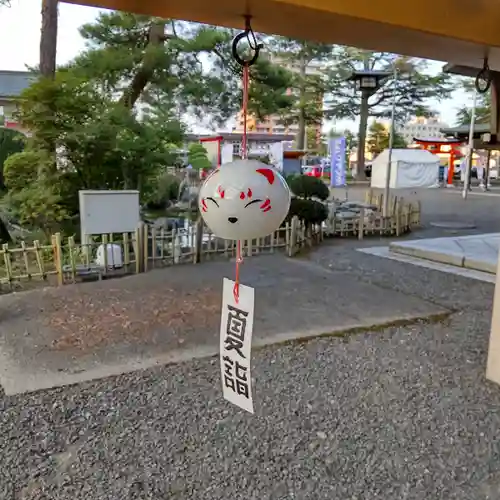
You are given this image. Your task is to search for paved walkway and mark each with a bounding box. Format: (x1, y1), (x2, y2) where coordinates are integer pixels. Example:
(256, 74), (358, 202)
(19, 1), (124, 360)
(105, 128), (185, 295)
(0, 255), (446, 395)
(390, 233), (500, 274)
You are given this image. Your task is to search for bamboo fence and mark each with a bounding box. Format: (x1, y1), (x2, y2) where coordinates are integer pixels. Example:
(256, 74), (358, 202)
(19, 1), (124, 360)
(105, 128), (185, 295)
(0, 217), (322, 288)
(0, 193), (420, 289)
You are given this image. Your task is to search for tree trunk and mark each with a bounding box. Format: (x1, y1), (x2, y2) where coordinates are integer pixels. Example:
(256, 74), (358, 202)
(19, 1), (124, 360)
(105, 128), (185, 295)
(39, 0), (58, 78)
(119, 21), (166, 109)
(296, 55), (307, 151)
(356, 93), (369, 181)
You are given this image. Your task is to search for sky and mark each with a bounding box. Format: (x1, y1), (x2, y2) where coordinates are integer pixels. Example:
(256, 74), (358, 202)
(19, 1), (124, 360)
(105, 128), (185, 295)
(0, 0), (473, 134)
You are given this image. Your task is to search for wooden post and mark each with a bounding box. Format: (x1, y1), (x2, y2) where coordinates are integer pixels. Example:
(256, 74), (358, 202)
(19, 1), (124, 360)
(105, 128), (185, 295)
(54, 232), (63, 286)
(2, 243), (12, 285)
(142, 223), (149, 272)
(487, 249), (500, 385)
(358, 208), (364, 240)
(193, 217), (204, 264)
(288, 216), (299, 257)
(246, 239), (253, 257)
(134, 225), (142, 274)
(67, 236), (77, 283)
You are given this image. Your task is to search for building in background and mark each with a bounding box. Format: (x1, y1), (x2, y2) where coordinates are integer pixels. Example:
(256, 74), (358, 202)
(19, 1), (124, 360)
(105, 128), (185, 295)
(0, 70), (35, 135)
(185, 132), (294, 159)
(397, 116), (449, 144)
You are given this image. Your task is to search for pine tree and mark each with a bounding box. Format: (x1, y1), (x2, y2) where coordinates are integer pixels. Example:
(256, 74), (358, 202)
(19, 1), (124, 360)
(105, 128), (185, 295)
(268, 38), (332, 149)
(325, 48), (453, 178)
(68, 13), (294, 125)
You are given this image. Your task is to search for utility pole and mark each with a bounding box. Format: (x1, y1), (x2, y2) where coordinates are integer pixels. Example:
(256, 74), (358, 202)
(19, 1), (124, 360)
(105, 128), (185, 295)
(383, 65), (398, 218)
(463, 90), (477, 200)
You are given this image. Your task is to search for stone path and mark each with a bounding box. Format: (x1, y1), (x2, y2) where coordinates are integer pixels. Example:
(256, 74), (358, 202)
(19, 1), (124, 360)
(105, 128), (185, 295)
(390, 233), (500, 274)
(0, 255), (447, 396)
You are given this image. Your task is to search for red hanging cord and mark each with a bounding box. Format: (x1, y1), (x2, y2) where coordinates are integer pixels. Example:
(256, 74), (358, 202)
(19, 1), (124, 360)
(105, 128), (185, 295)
(230, 17), (261, 304)
(233, 63), (250, 304)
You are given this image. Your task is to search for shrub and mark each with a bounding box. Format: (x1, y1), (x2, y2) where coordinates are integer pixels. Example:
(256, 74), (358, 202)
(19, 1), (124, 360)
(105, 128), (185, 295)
(287, 174), (329, 201)
(285, 174), (329, 226)
(145, 173), (181, 210)
(3, 150), (52, 192)
(287, 197), (328, 225)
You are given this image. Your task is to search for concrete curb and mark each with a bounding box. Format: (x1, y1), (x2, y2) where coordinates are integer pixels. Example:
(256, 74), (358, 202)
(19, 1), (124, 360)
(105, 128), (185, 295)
(0, 310), (449, 396)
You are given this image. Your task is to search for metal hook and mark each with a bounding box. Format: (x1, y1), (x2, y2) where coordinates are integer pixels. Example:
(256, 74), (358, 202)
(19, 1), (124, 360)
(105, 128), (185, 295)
(231, 16), (263, 68)
(475, 56), (492, 94)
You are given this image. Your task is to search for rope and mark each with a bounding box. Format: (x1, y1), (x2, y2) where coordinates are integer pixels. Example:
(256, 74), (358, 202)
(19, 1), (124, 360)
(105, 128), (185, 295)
(231, 18), (259, 304)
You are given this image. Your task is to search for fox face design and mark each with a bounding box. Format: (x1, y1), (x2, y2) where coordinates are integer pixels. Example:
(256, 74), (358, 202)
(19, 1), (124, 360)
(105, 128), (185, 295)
(198, 159), (291, 241)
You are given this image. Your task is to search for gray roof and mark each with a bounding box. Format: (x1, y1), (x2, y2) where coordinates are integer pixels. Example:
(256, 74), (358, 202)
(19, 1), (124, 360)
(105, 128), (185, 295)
(186, 132), (295, 142)
(440, 124), (490, 136)
(0, 70), (35, 99)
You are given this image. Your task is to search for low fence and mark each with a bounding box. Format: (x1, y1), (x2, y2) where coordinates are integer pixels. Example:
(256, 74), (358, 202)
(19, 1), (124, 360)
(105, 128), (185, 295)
(324, 194), (421, 239)
(0, 217), (323, 288)
(0, 193), (421, 289)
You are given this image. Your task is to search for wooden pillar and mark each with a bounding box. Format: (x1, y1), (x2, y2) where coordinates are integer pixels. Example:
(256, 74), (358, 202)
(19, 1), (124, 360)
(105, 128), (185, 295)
(487, 250), (500, 384)
(447, 151), (455, 185)
(485, 150), (492, 187)
(486, 75), (500, 385)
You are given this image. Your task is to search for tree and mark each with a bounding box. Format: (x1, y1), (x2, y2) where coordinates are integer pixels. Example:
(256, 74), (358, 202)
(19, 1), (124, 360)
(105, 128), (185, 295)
(268, 38), (332, 150)
(455, 79), (491, 126)
(187, 143), (212, 169)
(69, 13), (294, 124)
(367, 120), (407, 156)
(12, 14), (298, 236)
(286, 175), (329, 231)
(39, 0), (58, 78)
(325, 48), (453, 178)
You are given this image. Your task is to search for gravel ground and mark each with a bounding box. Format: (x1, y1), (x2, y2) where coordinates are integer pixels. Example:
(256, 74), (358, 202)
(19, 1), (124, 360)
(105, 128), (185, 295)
(0, 246), (499, 499)
(2, 189), (500, 499)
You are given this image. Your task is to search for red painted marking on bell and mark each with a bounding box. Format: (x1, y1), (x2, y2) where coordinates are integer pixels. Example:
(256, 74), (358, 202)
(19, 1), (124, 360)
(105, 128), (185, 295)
(240, 192), (245, 200)
(256, 168), (275, 185)
(260, 199), (270, 209)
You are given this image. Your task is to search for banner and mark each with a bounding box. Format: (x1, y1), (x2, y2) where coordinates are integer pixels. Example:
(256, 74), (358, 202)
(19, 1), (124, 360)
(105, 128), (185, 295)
(268, 141), (284, 172)
(329, 137), (346, 187)
(221, 143), (234, 165)
(220, 278), (255, 414)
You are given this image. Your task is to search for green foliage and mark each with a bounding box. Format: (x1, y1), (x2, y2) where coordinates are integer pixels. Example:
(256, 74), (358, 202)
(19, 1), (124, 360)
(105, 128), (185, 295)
(144, 173), (181, 210)
(69, 14), (294, 124)
(0, 129), (25, 190)
(3, 151), (51, 192)
(6, 184), (68, 235)
(5, 13), (296, 237)
(325, 50), (453, 122)
(269, 38), (332, 148)
(288, 197), (328, 225)
(187, 143), (212, 169)
(286, 174), (329, 226)
(2, 150), (67, 234)
(455, 79), (491, 126)
(287, 174), (329, 200)
(367, 121), (407, 156)
(17, 73), (180, 193)
(324, 49), (453, 174)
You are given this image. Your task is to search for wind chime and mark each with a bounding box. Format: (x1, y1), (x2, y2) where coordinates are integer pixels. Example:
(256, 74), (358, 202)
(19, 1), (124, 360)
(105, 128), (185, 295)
(198, 18), (291, 414)
(199, 18), (291, 302)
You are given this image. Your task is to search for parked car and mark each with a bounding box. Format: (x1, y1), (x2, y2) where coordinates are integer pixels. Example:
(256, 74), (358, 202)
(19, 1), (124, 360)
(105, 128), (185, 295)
(302, 165), (331, 179)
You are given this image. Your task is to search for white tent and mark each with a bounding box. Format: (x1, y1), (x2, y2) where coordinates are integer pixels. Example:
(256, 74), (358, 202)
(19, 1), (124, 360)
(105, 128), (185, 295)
(370, 148), (440, 189)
